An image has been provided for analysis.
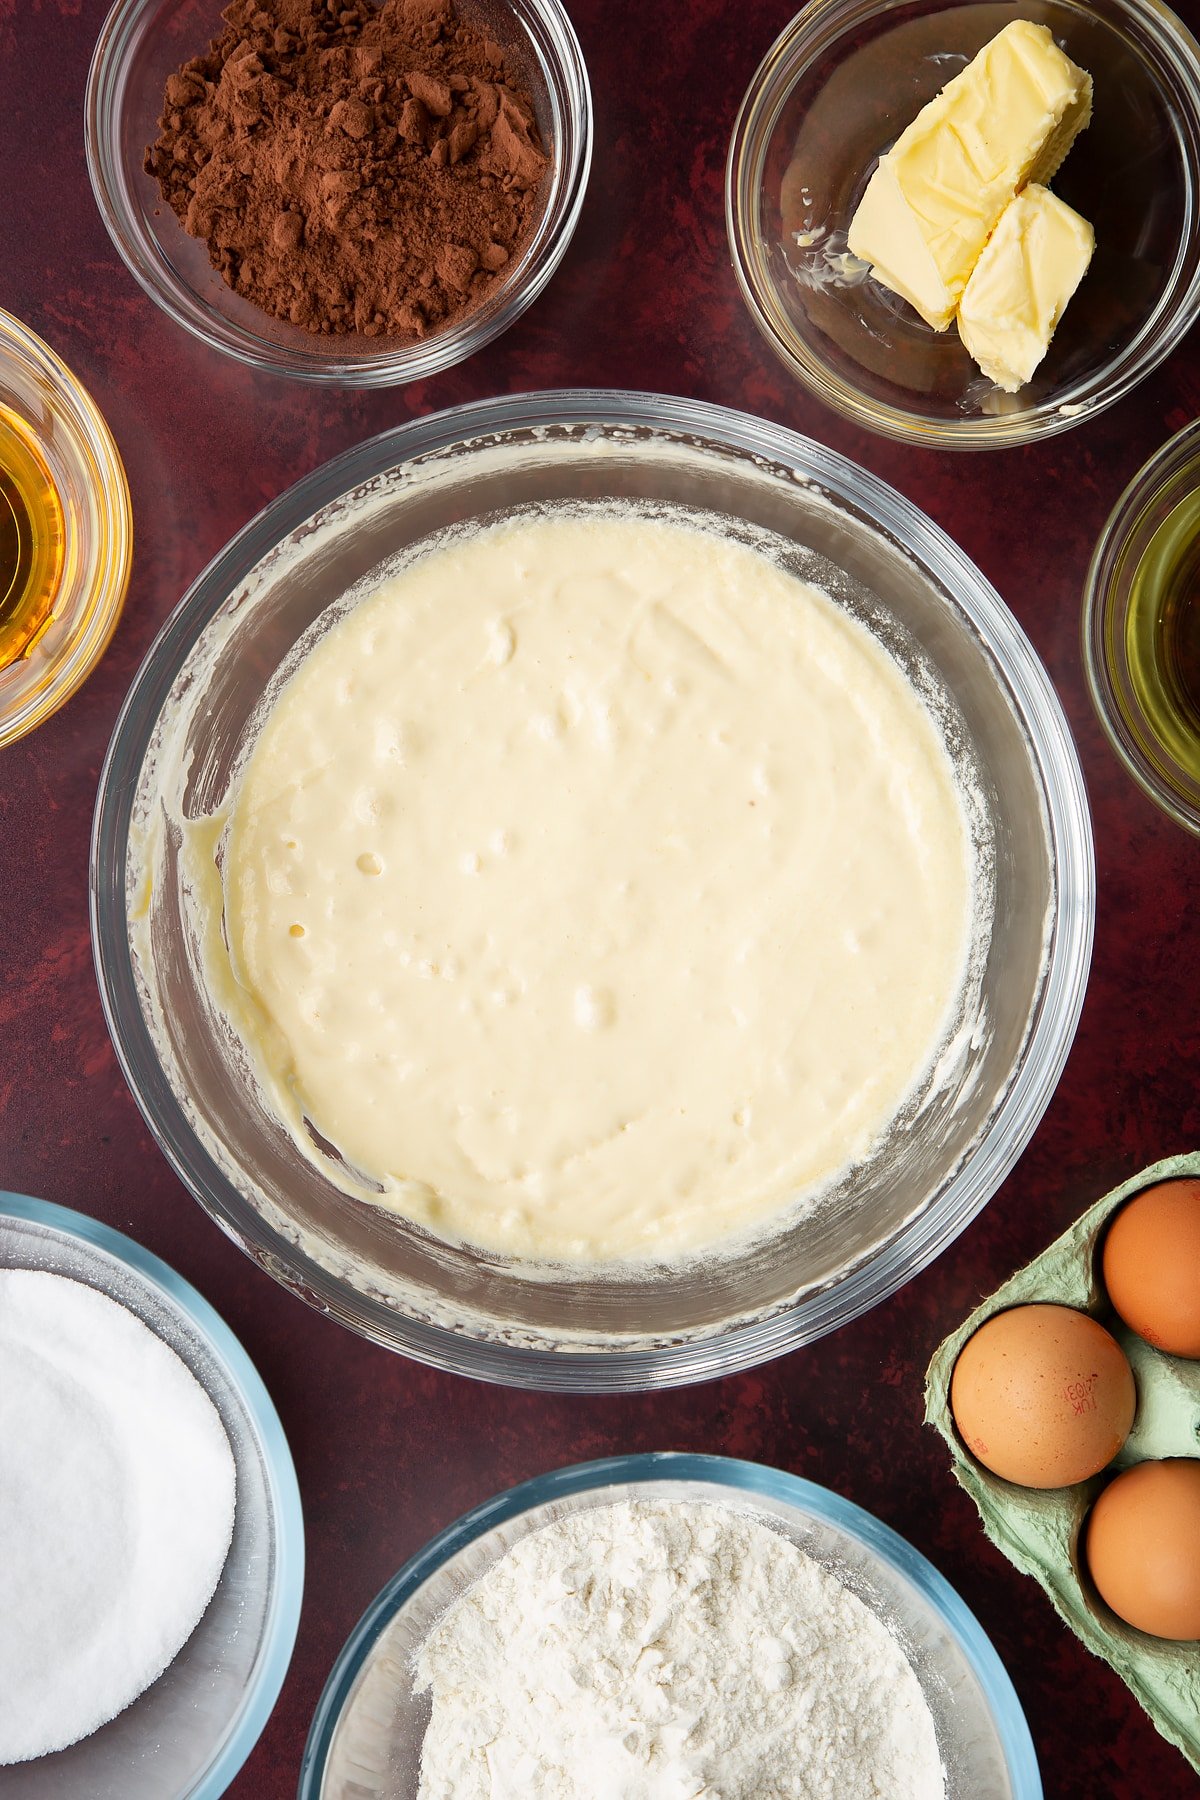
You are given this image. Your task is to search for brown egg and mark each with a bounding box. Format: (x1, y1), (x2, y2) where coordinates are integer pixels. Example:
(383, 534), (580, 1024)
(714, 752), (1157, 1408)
(950, 1303), (1135, 1488)
(1102, 1177), (1200, 1358)
(1085, 1459), (1200, 1639)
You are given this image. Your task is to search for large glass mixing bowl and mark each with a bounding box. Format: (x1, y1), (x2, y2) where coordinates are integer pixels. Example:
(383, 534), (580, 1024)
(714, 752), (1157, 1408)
(91, 392), (1094, 1389)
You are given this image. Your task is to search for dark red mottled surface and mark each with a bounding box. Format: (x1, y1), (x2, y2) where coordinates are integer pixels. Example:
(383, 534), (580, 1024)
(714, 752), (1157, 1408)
(3, 0), (1200, 1794)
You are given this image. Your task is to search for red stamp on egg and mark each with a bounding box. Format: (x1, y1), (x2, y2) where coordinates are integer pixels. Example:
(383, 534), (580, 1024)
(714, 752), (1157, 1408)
(1063, 1371), (1099, 1415)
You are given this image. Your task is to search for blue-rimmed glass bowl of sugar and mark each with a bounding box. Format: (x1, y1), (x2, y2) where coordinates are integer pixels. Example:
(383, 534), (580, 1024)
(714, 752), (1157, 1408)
(0, 1192), (303, 1800)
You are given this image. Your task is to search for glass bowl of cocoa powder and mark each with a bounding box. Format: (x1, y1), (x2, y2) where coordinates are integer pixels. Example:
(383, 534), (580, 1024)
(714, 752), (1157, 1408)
(85, 0), (590, 385)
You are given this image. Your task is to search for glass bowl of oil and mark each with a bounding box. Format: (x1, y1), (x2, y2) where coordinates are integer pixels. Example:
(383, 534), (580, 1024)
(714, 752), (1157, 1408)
(0, 310), (132, 748)
(1084, 420), (1200, 835)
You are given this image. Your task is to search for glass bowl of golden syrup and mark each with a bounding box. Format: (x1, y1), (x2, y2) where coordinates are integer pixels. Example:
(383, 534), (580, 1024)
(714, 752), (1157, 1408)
(1084, 420), (1200, 835)
(0, 310), (132, 747)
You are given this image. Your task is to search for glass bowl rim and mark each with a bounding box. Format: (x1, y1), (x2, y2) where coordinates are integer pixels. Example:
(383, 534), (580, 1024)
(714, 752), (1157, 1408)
(1081, 414), (1200, 833)
(84, 0), (593, 388)
(0, 308), (133, 747)
(725, 0), (1200, 450)
(0, 1188), (305, 1799)
(297, 1450), (1044, 1800)
(90, 388), (1095, 1391)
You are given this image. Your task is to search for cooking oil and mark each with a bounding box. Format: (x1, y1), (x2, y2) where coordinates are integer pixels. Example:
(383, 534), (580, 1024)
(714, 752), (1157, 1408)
(1123, 485), (1200, 782)
(0, 402), (65, 671)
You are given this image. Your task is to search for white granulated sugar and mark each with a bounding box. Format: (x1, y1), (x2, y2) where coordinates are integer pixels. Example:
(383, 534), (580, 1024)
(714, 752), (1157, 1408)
(414, 1497), (945, 1799)
(0, 1270), (237, 1764)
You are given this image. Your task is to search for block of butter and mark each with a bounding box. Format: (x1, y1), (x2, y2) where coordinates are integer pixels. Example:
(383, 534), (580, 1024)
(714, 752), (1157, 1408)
(958, 184), (1095, 391)
(847, 19), (1092, 331)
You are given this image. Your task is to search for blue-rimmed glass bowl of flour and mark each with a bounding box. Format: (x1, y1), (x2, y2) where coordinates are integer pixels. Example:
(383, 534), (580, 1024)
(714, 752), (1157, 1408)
(0, 1192), (304, 1800)
(299, 1452), (1041, 1799)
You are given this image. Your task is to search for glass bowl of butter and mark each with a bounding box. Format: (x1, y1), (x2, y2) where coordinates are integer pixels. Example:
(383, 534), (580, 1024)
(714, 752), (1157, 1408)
(91, 391), (1094, 1389)
(727, 0), (1200, 448)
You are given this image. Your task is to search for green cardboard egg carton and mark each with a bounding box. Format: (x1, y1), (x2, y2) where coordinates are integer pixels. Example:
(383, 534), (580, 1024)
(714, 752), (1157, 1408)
(925, 1151), (1200, 1776)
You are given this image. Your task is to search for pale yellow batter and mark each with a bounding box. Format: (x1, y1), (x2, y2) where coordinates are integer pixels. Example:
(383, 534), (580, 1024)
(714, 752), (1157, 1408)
(223, 510), (974, 1262)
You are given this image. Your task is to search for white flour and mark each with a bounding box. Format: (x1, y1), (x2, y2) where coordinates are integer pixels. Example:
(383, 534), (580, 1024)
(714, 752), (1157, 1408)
(414, 1498), (945, 1799)
(0, 1271), (237, 1764)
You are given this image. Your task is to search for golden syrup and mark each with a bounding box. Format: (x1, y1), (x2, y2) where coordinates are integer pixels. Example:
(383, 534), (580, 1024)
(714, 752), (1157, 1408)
(0, 403), (65, 671)
(1123, 487), (1200, 784)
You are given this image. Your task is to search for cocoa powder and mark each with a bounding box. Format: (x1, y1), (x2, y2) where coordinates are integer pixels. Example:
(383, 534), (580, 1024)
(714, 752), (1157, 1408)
(145, 0), (549, 340)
